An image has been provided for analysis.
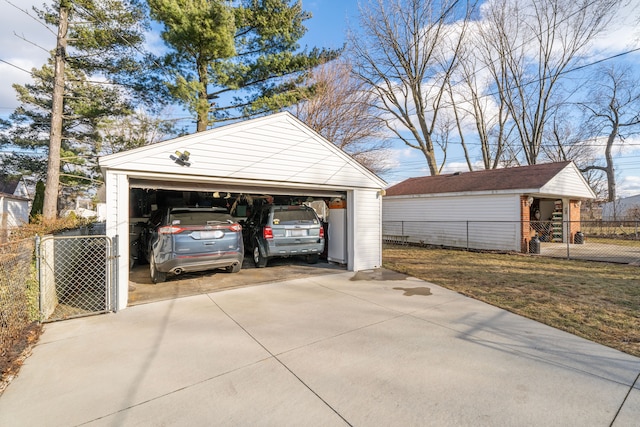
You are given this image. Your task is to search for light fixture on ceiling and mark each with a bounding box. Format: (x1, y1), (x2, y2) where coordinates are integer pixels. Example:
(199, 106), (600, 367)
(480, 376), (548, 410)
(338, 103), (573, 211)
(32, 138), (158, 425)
(213, 191), (220, 198)
(224, 192), (231, 199)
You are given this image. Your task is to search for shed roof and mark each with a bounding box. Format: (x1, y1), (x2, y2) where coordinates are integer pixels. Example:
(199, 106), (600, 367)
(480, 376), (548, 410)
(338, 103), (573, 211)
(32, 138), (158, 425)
(386, 161), (595, 199)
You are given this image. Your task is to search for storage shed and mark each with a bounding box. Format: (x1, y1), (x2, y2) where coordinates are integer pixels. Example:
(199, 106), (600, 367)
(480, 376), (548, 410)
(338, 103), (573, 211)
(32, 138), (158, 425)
(382, 161), (596, 252)
(99, 112), (387, 309)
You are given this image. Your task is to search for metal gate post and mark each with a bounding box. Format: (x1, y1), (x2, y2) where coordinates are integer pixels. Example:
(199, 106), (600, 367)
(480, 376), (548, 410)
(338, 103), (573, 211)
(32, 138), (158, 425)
(35, 234), (42, 321)
(112, 235), (119, 312)
(466, 221), (469, 251)
(566, 226), (571, 260)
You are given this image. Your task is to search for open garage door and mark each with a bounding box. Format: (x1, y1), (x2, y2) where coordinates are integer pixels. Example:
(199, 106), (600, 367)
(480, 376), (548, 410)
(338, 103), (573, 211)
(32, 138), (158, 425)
(127, 183), (348, 305)
(129, 178), (346, 199)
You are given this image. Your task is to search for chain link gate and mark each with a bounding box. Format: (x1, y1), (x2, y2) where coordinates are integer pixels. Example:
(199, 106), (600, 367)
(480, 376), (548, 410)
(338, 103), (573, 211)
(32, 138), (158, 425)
(37, 234), (118, 322)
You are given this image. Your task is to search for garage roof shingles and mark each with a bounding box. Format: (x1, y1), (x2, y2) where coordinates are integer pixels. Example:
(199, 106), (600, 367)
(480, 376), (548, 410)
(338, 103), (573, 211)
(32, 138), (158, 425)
(386, 161), (572, 196)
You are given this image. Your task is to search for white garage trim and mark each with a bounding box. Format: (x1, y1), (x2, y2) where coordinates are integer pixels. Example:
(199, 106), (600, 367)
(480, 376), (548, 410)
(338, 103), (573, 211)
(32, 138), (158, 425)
(129, 177), (346, 198)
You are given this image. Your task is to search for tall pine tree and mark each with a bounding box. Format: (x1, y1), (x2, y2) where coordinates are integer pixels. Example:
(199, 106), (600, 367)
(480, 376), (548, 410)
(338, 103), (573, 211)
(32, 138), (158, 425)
(2, 61), (134, 201)
(148, 0), (340, 131)
(1, 0), (152, 217)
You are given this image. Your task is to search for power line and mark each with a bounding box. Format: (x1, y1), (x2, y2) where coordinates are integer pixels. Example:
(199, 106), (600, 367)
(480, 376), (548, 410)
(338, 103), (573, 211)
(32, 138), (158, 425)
(384, 133), (640, 148)
(361, 0), (640, 135)
(3, 0), (55, 36)
(0, 58), (35, 76)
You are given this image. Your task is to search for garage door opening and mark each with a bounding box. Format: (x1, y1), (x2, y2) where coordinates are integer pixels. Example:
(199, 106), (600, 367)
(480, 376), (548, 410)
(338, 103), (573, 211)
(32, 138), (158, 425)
(127, 187), (348, 305)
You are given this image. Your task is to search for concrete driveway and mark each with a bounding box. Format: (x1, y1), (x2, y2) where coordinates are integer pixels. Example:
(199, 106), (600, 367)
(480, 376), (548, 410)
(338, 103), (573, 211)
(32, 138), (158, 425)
(128, 257), (346, 305)
(1, 270), (639, 426)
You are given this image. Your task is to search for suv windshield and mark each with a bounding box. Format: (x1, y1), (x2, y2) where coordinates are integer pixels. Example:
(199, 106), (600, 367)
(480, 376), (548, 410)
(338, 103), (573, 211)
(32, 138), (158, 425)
(272, 207), (318, 225)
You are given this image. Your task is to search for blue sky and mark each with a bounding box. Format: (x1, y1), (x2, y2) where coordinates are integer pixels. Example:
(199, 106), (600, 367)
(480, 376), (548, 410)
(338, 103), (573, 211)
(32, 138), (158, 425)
(301, 1), (640, 194)
(1, 0), (639, 195)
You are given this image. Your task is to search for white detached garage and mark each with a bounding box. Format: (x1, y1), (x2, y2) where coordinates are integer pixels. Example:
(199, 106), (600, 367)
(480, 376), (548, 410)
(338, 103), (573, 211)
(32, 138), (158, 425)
(383, 161), (596, 253)
(99, 112), (387, 310)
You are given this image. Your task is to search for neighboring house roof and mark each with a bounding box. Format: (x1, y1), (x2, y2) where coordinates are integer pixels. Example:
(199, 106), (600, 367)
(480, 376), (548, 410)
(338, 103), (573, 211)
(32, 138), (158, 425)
(0, 177), (20, 195)
(0, 176), (31, 199)
(386, 161), (596, 199)
(0, 191), (30, 202)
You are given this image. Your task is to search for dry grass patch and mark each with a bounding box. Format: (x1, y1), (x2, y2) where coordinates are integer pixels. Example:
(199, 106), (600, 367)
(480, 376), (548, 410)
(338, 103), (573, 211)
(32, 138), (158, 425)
(383, 246), (640, 357)
(587, 237), (640, 248)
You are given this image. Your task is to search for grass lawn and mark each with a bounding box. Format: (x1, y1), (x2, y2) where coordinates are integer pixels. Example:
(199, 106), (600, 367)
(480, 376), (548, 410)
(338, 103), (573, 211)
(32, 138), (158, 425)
(587, 237), (640, 248)
(383, 245), (640, 358)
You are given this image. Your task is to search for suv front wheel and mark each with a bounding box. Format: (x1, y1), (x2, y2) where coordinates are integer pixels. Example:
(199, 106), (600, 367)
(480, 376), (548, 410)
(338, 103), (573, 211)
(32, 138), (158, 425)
(150, 256), (167, 284)
(253, 244), (268, 268)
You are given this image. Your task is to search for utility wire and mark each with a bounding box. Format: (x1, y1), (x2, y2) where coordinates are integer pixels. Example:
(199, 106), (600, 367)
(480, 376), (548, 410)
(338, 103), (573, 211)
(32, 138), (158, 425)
(3, 0), (56, 36)
(0, 58), (34, 75)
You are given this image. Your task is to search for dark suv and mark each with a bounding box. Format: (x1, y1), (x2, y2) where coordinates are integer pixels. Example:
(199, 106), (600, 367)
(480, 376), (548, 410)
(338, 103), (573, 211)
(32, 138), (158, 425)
(243, 204), (324, 268)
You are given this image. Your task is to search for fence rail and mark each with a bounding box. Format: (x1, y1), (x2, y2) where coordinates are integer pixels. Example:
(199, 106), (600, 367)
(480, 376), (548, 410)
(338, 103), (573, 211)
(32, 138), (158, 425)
(382, 220), (640, 264)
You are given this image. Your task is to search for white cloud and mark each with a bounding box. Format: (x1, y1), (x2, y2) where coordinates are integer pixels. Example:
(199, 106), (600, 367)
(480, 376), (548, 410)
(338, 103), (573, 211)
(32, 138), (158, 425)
(618, 175), (640, 198)
(0, 1), (52, 115)
(589, 2), (640, 54)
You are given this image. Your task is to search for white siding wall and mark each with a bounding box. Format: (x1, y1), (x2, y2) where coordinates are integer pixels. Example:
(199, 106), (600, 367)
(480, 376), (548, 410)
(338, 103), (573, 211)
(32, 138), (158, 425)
(101, 114), (381, 189)
(383, 194), (521, 251)
(105, 171), (131, 310)
(0, 196), (29, 242)
(541, 165), (596, 199)
(13, 181), (30, 199)
(0, 197), (29, 228)
(351, 189), (382, 270)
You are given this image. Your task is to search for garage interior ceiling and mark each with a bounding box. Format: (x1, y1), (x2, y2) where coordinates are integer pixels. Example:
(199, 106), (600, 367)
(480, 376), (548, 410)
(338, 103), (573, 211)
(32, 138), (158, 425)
(129, 178), (346, 199)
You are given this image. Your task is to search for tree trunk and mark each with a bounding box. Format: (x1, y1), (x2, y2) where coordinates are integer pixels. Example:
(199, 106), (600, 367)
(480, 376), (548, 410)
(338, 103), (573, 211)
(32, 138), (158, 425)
(604, 126), (617, 201)
(43, 3), (69, 220)
(196, 56), (209, 132)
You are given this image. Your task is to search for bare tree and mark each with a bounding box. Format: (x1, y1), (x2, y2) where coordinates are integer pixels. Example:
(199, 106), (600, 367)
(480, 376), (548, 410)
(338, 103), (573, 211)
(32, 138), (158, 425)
(542, 109), (608, 198)
(579, 65), (640, 201)
(348, 0), (477, 176)
(478, 0), (620, 165)
(96, 111), (175, 156)
(292, 60), (390, 174)
(448, 38), (514, 171)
